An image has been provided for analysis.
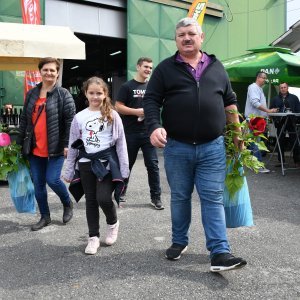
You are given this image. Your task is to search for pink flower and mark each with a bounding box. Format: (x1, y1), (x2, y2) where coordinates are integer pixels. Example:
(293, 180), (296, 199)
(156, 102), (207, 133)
(0, 133), (11, 146)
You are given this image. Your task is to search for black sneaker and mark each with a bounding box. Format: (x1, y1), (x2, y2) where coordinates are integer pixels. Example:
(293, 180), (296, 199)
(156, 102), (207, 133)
(210, 253), (247, 272)
(151, 198), (164, 210)
(165, 243), (188, 260)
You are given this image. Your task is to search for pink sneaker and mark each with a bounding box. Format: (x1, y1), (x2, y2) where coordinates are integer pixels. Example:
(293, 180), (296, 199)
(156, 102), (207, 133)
(105, 220), (119, 246)
(85, 236), (100, 255)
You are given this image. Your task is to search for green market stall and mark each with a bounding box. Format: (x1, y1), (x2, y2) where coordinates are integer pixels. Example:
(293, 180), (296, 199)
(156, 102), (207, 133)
(222, 46), (300, 111)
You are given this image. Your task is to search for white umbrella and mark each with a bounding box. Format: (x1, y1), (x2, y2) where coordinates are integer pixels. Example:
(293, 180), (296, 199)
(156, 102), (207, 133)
(0, 22), (85, 71)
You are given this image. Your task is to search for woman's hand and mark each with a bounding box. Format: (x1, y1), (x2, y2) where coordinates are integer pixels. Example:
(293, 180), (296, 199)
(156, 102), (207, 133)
(64, 147), (68, 158)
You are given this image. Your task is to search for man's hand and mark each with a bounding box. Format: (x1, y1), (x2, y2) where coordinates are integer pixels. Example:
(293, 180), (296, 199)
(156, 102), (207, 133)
(267, 108), (279, 113)
(233, 135), (245, 151)
(136, 108), (144, 118)
(150, 128), (167, 148)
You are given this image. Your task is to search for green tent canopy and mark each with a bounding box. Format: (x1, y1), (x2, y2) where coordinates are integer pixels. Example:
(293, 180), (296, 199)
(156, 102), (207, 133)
(222, 46), (300, 87)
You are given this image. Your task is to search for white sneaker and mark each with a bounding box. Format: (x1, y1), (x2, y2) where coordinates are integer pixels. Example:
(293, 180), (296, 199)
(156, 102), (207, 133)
(258, 167), (270, 173)
(85, 236), (100, 255)
(105, 220), (119, 246)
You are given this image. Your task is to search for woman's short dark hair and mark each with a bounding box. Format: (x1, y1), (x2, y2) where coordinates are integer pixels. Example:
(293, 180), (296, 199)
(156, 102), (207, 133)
(38, 57), (61, 71)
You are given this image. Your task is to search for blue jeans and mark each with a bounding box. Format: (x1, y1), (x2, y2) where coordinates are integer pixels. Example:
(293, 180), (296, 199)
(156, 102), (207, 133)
(248, 140), (262, 162)
(125, 132), (161, 199)
(29, 155), (71, 216)
(164, 136), (230, 257)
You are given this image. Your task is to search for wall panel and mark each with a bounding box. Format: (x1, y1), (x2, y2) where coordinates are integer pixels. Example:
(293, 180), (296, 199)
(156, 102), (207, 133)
(128, 0), (288, 77)
(127, 0), (186, 78)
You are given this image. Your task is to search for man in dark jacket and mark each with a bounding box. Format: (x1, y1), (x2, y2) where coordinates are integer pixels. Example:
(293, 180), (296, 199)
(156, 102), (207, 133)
(143, 17), (247, 272)
(270, 82), (300, 164)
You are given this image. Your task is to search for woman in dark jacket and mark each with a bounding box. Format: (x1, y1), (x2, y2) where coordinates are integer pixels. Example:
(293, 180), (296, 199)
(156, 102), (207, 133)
(18, 57), (76, 231)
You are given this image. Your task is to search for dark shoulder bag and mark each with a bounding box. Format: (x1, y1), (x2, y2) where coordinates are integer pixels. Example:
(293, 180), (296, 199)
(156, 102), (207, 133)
(22, 103), (45, 157)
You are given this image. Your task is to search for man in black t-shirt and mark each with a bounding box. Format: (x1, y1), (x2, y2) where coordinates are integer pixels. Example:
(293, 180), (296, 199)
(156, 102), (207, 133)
(115, 57), (163, 210)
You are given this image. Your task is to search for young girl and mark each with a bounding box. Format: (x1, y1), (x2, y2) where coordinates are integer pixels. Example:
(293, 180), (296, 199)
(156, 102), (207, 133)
(63, 77), (129, 255)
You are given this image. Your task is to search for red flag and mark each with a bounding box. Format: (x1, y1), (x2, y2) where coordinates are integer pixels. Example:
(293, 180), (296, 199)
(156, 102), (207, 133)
(21, 0), (41, 24)
(21, 0), (42, 96)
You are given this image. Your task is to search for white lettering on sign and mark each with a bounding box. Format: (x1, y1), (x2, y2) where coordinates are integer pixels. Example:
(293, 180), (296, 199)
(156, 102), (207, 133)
(270, 79), (279, 84)
(260, 68), (280, 75)
(192, 3), (206, 20)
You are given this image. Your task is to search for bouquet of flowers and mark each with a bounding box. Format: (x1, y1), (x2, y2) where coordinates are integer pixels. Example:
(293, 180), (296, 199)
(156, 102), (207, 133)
(225, 111), (269, 199)
(0, 124), (35, 213)
(0, 124), (27, 179)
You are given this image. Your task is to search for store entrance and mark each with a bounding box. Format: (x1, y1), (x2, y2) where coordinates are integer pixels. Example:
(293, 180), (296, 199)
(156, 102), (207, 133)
(62, 33), (127, 107)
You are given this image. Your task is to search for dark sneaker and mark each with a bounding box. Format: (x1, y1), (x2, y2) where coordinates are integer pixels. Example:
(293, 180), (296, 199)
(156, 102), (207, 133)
(210, 253), (247, 272)
(31, 216), (51, 231)
(63, 201), (73, 224)
(165, 243), (188, 260)
(151, 198), (164, 210)
(258, 167), (270, 173)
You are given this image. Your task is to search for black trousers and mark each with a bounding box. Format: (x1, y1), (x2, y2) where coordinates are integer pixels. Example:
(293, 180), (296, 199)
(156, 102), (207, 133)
(79, 162), (117, 237)
(276, 122), (300, 163)
(124, 132), (161, 199)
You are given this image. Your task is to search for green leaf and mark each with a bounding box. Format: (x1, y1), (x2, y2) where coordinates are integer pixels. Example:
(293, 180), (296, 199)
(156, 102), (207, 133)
(257, 141), (269, 152)
(225, 172), (244, 199)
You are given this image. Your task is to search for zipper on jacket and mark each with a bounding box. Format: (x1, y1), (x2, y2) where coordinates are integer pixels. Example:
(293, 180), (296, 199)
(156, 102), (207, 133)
(193, 81), (201, 144)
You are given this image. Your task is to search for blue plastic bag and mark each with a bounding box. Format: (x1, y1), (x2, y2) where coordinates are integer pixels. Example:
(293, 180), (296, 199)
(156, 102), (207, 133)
(223, 167), (254, 228)
(7, 163), (36, 214)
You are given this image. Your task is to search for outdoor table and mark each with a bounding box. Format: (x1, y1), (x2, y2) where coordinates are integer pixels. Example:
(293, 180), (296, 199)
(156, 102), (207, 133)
(268, 112), (300, 175)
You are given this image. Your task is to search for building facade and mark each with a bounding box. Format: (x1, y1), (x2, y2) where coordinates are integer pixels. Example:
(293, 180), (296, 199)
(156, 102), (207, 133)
(0, 0), (287, 107)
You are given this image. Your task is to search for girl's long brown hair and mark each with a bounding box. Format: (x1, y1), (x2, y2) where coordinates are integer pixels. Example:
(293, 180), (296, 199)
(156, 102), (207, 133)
(82, 77), (114, 124)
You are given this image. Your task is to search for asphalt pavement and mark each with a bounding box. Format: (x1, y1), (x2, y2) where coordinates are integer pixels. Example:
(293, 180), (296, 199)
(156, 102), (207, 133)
(0, 151), (299, 300)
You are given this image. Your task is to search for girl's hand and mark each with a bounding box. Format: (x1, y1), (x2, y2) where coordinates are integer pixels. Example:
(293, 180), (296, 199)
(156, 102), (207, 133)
(62, 175), (71, 183)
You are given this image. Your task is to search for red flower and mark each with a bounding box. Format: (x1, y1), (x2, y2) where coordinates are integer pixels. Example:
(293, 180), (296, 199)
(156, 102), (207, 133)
(249, 117), (267, 136)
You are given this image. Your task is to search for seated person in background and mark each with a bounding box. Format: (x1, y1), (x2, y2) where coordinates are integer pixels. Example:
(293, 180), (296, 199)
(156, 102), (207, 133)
(2, 104), (14, 126)
(4, 103), (13, 114)
(270, 82), (300, 165)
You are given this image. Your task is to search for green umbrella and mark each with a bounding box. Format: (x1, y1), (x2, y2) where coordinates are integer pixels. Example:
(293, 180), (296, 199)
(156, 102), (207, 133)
(222, 46), (300, 87)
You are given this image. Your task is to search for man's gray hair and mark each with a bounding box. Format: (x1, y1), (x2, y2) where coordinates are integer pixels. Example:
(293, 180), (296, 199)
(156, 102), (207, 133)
(175, 17), (202, 36)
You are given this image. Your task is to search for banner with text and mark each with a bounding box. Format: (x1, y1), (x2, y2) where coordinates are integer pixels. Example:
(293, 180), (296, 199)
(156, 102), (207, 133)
(187, 0), (208, 26)
(21, 0), (42, 97)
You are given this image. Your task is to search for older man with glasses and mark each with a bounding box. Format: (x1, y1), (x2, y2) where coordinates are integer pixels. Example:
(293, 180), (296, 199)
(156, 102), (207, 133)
(244, 71), (278, 173)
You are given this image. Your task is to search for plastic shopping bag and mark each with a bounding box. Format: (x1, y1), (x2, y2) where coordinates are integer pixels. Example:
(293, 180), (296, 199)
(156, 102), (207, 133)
(223, 167), (254, 228)
(7, 163), (36, 213)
